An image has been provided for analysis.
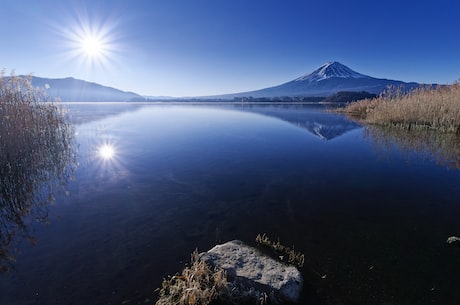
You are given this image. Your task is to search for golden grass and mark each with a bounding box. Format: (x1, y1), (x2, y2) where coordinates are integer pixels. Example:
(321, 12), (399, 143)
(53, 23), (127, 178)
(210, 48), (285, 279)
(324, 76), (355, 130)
(156, 250), (231, 305)
(256, 234), (305, 269)
(340, 84), (460, 133)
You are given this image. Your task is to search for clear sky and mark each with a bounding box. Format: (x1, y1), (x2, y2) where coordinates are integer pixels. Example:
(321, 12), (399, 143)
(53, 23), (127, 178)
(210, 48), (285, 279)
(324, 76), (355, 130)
(2, 0), (460, 97)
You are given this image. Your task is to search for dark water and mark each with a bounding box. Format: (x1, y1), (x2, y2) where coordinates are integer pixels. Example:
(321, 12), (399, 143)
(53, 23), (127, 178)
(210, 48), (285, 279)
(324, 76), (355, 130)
(1, 104), (459, 305)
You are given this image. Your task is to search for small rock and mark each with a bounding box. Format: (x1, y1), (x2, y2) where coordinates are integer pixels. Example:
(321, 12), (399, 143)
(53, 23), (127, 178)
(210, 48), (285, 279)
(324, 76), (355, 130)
(200, 240), (303, 303)
(447, 236), (460, 245)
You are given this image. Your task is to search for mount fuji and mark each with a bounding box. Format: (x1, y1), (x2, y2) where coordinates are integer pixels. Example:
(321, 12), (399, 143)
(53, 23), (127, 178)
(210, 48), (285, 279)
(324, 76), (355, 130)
(222, 61), (420, 98)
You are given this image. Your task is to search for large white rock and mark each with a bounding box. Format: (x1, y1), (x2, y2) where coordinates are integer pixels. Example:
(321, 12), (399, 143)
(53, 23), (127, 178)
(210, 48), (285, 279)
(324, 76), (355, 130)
(200, 240), (303, 303)
(447, 236), (460, 245)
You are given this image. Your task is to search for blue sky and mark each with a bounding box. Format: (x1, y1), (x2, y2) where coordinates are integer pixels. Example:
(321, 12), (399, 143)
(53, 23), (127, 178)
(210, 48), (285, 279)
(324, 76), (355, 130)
(2, 0), (460, 97)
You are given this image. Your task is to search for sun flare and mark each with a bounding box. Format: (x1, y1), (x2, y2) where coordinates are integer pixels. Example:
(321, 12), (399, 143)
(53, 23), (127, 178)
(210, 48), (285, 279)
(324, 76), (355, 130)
(98, 144), (115, 160)
(59, 17), (117, 68)
(81, 36), (104, 57)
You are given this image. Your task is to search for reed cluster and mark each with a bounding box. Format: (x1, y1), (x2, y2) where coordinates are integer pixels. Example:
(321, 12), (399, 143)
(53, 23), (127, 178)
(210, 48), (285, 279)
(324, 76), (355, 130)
(0, 72), (76, 272)
(256, 234), (305, 268)
(340, 84), (460, 133)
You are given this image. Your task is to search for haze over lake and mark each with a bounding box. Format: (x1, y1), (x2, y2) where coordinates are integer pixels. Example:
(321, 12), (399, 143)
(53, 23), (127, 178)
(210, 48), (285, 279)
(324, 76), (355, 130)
(1, 103), (459, 305)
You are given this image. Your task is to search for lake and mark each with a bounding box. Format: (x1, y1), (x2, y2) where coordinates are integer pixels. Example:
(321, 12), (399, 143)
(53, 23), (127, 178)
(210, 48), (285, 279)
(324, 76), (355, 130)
(1, 103), (459, 305)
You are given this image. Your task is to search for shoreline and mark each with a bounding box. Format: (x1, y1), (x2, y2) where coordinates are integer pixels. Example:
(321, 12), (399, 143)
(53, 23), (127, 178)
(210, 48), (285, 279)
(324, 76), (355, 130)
(60, 101), (345, 105)
(335, 84), (460, 133)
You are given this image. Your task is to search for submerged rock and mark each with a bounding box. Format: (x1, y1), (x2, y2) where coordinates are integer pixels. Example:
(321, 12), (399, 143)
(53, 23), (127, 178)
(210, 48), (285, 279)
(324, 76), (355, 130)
(200, 240), (303, 303)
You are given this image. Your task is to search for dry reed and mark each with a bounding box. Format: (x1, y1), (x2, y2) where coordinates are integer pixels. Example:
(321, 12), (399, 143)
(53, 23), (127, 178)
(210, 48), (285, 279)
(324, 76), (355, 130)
(255, 234), (305, 269)
(0, 72), (76, 272)
(156, 250), (231, 305)
(340, 84), (460, 133)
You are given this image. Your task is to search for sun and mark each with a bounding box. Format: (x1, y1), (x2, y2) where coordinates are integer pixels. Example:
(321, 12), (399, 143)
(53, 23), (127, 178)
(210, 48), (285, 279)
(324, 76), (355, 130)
(81, 36), (104, 57)
(60, 20), (116, 66)
(51, 8), (122, 70)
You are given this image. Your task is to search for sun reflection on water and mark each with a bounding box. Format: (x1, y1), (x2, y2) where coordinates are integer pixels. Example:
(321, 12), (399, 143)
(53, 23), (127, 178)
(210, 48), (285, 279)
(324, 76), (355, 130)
(98, 144), (115, 160)
(90, 139), (129, 182)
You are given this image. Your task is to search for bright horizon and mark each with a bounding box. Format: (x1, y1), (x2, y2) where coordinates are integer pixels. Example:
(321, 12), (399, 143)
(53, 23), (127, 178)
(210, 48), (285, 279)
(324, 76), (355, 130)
(2, 0), (460, 97)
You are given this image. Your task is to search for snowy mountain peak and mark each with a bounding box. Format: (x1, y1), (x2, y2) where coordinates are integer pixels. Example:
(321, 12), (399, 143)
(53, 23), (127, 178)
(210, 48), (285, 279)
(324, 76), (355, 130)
(295, 61), (370, 82)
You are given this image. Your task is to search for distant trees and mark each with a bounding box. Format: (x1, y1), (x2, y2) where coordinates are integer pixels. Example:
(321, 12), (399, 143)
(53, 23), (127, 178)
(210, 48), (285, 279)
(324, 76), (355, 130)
(321, 91), (377, 103)
(231, 92), (377, 104)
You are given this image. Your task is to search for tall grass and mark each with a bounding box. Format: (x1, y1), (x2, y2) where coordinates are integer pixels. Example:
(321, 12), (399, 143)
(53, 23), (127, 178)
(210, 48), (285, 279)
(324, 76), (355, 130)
(255, 234), (305, 269)
(156, 250), (232, 305)
(341, 84), (460, 133)
(0, 72), (77, 272)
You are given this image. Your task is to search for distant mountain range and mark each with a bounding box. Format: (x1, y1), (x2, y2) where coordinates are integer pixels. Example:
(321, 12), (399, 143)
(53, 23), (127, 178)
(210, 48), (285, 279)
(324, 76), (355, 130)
(30, 76), (142, 102)
(28, 61), (423, 101)
(217, 61), (421, 99)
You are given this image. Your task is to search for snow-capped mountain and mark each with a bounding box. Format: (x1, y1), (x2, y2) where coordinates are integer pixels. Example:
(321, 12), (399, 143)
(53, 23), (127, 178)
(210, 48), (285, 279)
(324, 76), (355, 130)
(295, 61), (370, 82)
(219, 61), (420, 98)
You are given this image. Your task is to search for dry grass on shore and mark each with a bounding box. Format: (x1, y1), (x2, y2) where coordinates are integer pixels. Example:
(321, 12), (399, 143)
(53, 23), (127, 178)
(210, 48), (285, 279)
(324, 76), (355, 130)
(156, 250), (231, 305)
(255, 234), (305, 269)
(339, 83), (460, 133)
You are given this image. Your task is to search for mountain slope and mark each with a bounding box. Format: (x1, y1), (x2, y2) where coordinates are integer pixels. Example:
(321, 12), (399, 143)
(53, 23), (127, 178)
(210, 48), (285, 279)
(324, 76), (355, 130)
(30, 76), (142, 102)
(223, 61), (420, 98)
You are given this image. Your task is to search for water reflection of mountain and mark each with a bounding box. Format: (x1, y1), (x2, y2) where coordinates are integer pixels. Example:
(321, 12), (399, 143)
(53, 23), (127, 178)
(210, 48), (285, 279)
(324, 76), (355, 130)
(232, 104), (362, 140)
(65, 103), (361, 140)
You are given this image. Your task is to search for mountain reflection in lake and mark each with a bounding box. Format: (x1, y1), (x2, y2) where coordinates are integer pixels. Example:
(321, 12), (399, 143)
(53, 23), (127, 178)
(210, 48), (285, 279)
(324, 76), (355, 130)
(231, 104), (361, 140)
(0, 104), (459, 305)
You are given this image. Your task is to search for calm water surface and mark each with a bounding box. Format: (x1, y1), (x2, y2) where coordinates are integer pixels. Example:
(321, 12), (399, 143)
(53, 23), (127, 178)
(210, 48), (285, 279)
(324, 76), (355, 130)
(1, 104), (459, 305)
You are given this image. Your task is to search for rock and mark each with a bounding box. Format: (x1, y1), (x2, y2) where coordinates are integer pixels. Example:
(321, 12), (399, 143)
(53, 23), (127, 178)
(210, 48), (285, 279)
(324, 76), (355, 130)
(447, 236), (460, 245)
(200, 240), (303, 303)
